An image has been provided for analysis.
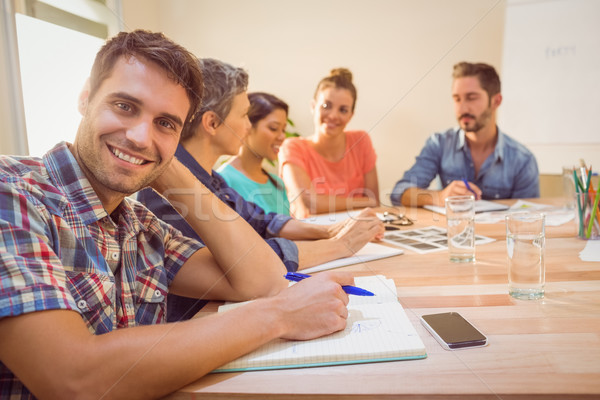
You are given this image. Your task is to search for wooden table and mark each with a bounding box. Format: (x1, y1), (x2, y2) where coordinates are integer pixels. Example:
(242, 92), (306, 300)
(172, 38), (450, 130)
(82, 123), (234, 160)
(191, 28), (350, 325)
(165, 198), (600, 399)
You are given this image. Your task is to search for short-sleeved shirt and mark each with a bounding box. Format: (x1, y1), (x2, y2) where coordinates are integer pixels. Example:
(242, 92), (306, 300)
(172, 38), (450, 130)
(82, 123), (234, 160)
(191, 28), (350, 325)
(279, 130), (377, 197)
(217, 163), (291, 215)
(0, 142), (203, 398)
(390, 127), (540, 205)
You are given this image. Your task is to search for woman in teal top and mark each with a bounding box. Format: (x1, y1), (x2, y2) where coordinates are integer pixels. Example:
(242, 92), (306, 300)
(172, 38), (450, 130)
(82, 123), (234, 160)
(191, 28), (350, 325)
(217, 92), (291, 215)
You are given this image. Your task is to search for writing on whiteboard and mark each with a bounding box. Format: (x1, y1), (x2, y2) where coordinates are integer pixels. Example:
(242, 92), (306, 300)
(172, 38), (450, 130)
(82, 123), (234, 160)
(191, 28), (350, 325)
(545, 45), (576, 59)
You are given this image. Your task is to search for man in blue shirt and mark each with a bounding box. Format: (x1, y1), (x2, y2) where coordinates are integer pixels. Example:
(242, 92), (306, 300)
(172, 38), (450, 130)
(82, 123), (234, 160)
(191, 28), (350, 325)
(391, 62), (539, 207)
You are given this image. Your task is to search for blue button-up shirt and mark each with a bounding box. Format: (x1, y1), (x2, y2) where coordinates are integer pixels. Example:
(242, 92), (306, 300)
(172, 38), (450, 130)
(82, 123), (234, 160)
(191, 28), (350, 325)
(137, 145), (299, 321)
(390, 127), (539, 205)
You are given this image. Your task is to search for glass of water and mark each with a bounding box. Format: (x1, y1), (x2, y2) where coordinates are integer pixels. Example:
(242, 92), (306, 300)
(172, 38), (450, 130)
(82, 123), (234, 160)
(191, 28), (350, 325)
(506, 212), (545, 300)
(445, 195), (475, 263)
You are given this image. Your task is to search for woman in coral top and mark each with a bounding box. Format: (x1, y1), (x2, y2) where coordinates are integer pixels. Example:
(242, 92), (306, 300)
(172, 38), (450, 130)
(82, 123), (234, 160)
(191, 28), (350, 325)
(279, 68), (379, 218)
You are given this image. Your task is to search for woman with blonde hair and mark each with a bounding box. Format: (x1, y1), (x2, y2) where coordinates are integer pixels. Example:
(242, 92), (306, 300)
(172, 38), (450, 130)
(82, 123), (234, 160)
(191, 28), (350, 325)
(279, 68), (379, 218)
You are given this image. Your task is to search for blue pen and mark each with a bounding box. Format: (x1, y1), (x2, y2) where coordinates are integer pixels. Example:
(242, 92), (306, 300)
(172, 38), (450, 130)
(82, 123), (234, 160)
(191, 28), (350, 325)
(284, 272), (374, 296)
(462, 178), (478, 199)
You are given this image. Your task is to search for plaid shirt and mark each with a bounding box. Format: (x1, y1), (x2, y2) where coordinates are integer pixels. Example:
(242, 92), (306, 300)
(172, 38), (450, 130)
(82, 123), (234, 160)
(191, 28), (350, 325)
(0, 142), (203, 398)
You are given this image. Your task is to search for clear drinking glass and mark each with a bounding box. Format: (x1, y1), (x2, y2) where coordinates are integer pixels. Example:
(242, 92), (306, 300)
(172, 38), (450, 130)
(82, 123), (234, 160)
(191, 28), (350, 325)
(445, 195), (475, 263)
(506, 212), (545, 300)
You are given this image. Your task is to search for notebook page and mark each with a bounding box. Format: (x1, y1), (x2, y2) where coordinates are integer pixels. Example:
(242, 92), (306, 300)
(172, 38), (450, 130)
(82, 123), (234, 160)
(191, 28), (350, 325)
(215, 301), (425, 371)
(215, 275), (426, 371)
(349, 275), (398, 306)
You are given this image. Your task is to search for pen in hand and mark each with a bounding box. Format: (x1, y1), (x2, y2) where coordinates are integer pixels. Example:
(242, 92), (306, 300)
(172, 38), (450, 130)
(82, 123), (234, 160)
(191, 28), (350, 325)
(284, 272), (375, 296)
(462, 178), (478, 199)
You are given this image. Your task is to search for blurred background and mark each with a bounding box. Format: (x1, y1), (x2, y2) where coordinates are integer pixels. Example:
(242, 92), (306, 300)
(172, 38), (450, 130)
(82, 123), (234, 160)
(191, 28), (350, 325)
(1, 0), (598, 203)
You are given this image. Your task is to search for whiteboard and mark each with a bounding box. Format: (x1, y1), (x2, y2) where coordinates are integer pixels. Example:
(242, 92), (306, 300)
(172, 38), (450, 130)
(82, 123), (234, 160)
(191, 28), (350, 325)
(500, 0), (600, 173)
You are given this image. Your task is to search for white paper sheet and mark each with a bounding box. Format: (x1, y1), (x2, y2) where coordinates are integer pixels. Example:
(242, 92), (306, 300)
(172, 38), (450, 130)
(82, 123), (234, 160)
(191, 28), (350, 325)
(302, 242), (403, 273)
(579, 240), (600, 262)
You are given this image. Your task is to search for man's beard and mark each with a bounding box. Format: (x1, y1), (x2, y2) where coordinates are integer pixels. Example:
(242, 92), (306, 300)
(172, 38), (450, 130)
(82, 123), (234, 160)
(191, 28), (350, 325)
(459, 106), (492, 133)
(73, 128), (166, 197)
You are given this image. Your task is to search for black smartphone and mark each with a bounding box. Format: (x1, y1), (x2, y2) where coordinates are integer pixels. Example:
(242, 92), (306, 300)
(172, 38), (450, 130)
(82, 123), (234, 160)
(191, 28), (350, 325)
(420, 312), (488, 350)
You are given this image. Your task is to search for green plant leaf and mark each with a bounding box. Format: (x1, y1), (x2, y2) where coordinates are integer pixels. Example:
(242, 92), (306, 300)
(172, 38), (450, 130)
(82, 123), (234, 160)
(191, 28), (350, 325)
(285, 117), (300, 138)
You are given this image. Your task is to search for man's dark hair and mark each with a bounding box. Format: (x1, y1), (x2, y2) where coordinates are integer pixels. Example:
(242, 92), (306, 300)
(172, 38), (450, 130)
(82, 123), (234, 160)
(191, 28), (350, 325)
(452, 62), (501, 99)
(89, 30), (203, 125)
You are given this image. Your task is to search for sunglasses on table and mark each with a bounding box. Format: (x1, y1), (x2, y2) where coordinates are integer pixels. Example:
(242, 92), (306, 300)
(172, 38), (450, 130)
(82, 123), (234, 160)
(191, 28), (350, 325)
(381, 211), (413, 230)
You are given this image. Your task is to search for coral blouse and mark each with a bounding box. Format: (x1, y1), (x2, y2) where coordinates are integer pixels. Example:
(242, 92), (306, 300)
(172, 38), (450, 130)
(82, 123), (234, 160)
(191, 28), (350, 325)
(279, 130), (377, 197)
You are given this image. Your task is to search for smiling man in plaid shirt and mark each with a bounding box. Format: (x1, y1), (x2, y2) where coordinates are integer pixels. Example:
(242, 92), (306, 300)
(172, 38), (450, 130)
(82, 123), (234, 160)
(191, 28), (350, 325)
(0, 30), (353, 399)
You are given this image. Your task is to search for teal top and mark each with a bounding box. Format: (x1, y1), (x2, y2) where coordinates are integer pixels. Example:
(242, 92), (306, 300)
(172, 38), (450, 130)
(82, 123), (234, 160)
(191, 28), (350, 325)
(216, 163), (291, 216)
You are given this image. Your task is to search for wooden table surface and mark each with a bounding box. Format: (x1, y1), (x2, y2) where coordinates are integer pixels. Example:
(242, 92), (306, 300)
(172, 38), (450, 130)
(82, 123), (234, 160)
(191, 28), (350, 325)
(165, 198), (600, 399)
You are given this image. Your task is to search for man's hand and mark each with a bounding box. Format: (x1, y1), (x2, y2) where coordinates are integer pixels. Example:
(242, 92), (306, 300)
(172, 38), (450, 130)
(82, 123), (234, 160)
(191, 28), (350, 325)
(437, 180), (481, 205)
(269, 271), (353, 340)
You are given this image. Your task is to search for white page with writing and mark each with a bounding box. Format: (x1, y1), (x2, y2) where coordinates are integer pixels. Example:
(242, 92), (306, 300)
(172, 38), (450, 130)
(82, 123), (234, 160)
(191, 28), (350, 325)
(215, 275), (426, 371)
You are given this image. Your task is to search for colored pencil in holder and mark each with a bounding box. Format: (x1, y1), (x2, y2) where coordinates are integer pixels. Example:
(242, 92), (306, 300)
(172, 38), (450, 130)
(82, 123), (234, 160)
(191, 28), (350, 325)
(587, 189), (600, 239)
(574, 169), (584, 237)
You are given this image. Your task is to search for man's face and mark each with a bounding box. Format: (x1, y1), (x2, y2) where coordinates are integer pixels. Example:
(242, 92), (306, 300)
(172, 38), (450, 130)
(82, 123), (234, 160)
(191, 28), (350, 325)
(73, 56), (190, 201)
(452, 76), (498, 133)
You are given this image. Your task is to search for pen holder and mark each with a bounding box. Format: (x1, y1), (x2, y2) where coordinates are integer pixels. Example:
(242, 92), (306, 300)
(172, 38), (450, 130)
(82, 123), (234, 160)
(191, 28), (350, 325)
(574, 192), (600, 240)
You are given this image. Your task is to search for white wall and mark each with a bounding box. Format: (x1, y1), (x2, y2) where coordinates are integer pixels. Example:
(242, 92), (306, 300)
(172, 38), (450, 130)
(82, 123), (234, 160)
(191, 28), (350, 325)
(123, 0), (507, 206)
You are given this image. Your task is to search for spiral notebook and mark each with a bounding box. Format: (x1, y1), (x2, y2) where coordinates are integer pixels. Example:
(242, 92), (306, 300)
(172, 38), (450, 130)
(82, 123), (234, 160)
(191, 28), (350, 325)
(213, 275), (427, 372)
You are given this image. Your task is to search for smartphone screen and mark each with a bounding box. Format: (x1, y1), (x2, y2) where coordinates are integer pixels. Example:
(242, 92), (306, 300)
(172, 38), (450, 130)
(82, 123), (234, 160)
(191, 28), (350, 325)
(420, 312), (488, 350)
